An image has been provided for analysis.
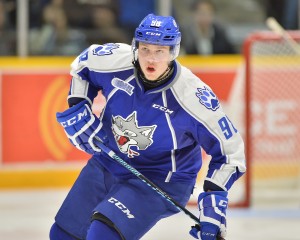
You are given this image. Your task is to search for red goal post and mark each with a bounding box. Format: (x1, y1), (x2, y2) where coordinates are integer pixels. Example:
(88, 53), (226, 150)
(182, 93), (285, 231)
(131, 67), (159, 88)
(243, 31), (300, 206)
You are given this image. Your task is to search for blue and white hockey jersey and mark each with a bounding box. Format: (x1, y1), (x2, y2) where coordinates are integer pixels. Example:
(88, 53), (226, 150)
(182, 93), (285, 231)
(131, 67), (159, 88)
(68, 43), (246, 191)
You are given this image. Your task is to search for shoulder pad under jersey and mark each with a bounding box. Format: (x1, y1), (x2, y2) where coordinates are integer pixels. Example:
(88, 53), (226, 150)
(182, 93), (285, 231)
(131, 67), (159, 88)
(71, 43), (133, 77)
(172, 66), (224, 119)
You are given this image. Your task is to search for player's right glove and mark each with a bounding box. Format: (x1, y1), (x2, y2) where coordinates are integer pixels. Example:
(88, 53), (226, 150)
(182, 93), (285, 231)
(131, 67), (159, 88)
(190, 191), (228, 240)
(56, 100), (108, 155)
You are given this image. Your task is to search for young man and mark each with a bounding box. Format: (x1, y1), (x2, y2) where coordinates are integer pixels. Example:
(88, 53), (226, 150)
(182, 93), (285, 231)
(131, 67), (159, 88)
(51, 13), (246, 240)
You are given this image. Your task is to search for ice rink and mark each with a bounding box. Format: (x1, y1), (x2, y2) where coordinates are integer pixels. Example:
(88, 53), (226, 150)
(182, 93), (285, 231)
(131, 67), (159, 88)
(0, 188), (300, 240)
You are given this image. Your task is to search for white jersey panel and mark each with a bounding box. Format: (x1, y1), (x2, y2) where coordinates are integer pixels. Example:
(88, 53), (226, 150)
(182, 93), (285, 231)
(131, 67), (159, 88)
(68, 43), (134, 102)
(171, 66), (246, 190)
(70, 43), (133, 78)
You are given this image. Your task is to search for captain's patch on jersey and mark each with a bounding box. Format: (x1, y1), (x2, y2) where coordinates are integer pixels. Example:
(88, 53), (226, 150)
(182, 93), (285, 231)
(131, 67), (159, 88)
(111, 111), (157, 158)
(196, 86), (220, 111)
(92, 43), (119, 56)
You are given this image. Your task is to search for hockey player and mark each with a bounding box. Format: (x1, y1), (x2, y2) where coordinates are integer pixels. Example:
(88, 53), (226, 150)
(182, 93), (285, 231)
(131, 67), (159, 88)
(50, 13), (246, 240)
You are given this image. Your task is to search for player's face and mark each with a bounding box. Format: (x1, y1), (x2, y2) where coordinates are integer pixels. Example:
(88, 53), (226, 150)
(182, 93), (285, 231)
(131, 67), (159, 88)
(138, 42), (171, 81)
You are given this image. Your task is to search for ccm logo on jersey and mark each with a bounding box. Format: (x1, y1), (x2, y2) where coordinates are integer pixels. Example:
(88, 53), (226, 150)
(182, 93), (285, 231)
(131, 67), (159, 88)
(60, 108), (88, 127)
(108, 197), (135, 219)
(152, 104), (174, 114)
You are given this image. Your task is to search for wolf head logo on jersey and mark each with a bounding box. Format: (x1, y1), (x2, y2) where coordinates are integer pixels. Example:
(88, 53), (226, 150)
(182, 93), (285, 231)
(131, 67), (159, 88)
(196, 86), (220, 111)
(93, 43), (119, 56)
(112, 112), (157, 158)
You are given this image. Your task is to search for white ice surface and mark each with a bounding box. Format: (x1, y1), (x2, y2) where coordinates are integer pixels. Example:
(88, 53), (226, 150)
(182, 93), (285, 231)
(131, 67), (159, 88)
(0, 189), (300, 240)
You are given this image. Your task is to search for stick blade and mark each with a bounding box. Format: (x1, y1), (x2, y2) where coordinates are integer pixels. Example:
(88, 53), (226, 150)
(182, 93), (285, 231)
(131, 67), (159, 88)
(266, 17), (284, 35)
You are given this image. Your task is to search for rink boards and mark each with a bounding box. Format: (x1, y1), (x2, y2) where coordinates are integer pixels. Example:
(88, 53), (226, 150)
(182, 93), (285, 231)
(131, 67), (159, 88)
(3, 55), (298, 206)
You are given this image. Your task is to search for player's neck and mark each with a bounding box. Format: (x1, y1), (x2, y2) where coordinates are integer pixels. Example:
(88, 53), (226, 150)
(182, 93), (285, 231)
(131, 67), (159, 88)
(135, 61), (174, 91)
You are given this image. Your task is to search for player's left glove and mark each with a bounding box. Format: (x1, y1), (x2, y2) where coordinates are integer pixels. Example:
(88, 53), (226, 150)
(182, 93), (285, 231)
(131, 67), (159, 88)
(56, 100), (108, 155)
(190, 191), (228, 240)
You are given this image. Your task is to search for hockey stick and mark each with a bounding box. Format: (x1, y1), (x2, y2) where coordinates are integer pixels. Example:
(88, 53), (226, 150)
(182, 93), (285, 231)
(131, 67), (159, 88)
(266, 17), (300, 54)
(94, 138), (225, 240)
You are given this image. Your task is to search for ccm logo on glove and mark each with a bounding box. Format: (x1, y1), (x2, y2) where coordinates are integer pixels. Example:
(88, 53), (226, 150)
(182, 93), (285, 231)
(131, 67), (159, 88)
(56, 100), (107, 155)
(218, 200), (228, 208)
(59, 108), (88, 127)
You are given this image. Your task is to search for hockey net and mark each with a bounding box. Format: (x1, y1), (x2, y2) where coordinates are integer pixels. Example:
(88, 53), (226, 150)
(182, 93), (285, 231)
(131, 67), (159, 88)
(244, 31), (300, 207)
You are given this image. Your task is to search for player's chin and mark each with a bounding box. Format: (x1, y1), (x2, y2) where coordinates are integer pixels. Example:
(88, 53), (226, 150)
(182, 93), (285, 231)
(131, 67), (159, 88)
(144, 72), (158, 81)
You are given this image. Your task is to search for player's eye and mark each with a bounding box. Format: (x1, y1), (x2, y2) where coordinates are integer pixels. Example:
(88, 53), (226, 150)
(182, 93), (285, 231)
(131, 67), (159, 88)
(140, 47), (149, 53)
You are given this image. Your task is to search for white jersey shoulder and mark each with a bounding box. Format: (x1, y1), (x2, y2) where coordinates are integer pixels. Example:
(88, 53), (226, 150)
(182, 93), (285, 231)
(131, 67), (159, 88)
(172, 65), (223, 121)
(70, 43), (133, 78)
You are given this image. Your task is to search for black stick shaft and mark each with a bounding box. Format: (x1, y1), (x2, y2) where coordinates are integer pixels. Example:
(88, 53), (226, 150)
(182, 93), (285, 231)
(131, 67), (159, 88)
(95, 139), (225, 240)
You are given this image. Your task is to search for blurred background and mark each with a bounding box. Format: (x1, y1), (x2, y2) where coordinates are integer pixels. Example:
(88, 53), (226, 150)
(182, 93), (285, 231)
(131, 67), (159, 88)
(2, 0), (299, 56)
(0, 0), (299, 239)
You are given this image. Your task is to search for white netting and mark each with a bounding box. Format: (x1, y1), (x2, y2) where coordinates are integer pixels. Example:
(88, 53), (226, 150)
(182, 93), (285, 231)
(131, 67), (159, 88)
(246, 32), (300, 206)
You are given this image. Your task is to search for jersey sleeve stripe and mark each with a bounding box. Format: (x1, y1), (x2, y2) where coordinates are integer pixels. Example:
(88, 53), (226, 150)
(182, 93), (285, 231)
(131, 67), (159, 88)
(162, 91), (177, 182)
